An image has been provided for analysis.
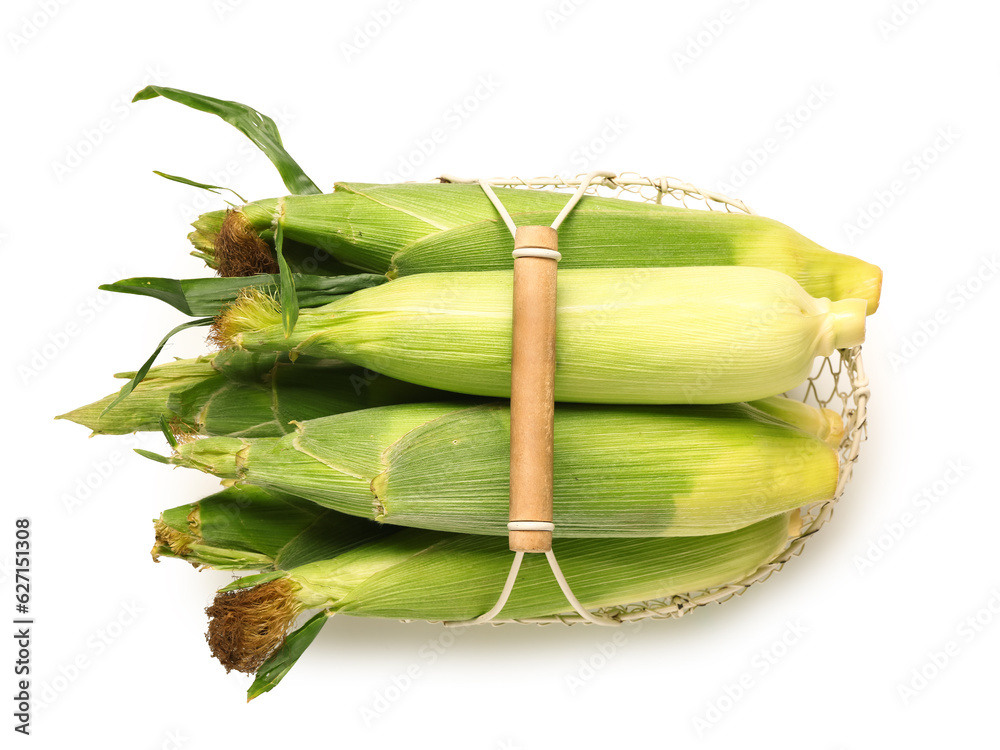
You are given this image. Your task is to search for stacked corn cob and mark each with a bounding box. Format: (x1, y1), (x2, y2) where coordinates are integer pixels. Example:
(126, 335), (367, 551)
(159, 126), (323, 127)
(59, 86), (881, 699)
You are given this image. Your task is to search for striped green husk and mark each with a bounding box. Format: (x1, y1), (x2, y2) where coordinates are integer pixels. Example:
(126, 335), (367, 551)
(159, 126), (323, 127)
(193, 182), (881, 313)
(58, 349), (456, 438)
(61, 348), (840, 447)
(224, 267), (867, 404)
(220, 512), (792, 626)
(209, 513), (791, 676)
(751, 395), (844, 448)
(160, 401), (838, 537)
(187, 488), (793, 693)
(153, 486), (395, 570)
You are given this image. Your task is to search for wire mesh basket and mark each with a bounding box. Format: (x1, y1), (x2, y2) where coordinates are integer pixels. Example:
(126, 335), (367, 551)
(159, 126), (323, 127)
(432, 172), (870, 625)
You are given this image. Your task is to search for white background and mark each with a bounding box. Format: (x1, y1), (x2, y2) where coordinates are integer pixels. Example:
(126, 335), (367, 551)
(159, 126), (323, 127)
(4, 0), (999, 746)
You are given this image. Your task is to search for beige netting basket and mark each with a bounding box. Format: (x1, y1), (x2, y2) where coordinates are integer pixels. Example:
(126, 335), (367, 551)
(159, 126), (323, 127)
(432, 171), (870, 626)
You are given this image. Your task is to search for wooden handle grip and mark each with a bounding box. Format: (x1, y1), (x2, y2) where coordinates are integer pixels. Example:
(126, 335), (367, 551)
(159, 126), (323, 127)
(509, 226), (559, 553)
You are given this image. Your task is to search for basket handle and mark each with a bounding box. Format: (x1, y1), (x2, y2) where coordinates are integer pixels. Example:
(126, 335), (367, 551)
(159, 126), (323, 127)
(508, 225), (560, 553)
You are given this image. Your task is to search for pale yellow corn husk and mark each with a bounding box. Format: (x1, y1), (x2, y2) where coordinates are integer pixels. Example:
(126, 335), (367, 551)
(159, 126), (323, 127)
(221, 267), (866, 404)
(750, 396), (845, 448)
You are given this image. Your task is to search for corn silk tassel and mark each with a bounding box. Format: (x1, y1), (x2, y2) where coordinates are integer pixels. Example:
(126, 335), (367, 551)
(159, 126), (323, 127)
(152, 486), (399, 699)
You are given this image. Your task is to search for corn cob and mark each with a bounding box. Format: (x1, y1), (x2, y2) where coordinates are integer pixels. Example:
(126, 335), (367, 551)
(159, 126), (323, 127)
(149, 401), (838, 537)
(207, 512), (793, 672)
(153, 486), (395, 570)
(750, 396), (844, 449)
(58, 350), (456, 438)
(192, 183), (882, 314)
(154, 482), (814, 696)
(60, 343), (841, 444)
(154, 486), (395, 698)
(219, 267), (866, 404)
(153, 490), (794, 697)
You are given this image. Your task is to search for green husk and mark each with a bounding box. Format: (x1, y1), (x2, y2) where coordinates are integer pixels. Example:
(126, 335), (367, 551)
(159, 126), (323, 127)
(750, 396), (844, 449)
(152, 170), (247, 203)
(152, 486), (397, 570)
(247, 610), (330, 700)
(99, 272), (386, 317)
(57, 350), (459, 438)
(192, 182), (882, 314)
(153, 486), (392, 696)
(206, 512), (793, 673)
(101, 317), (216, 415)
(150, 86), (878, 315)
(220, 267), (867, 404)
(158, 401), (839, 537)
(133, 86), (320, 196)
